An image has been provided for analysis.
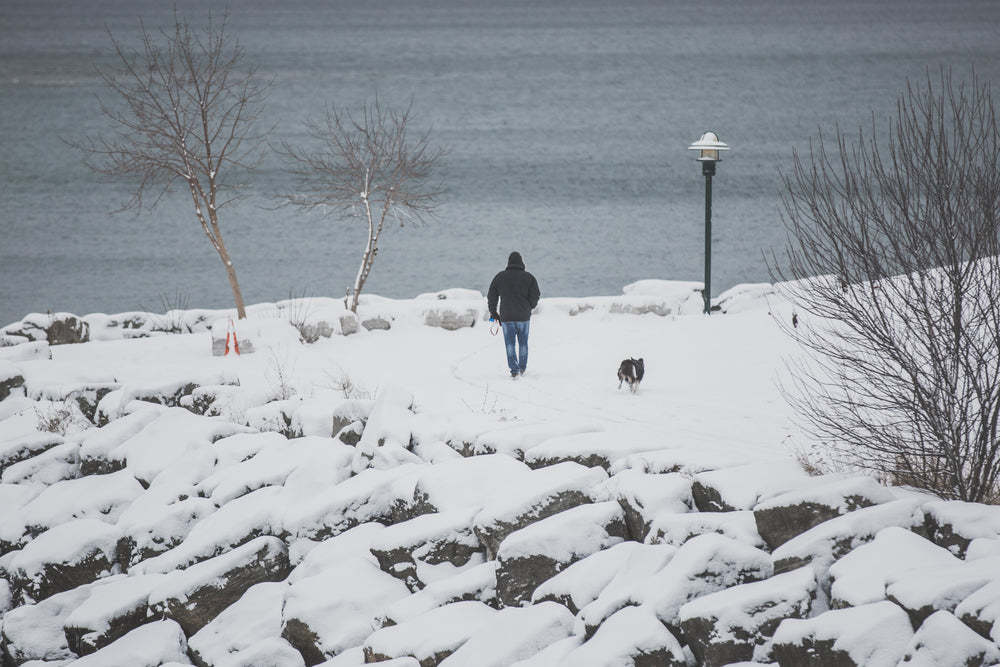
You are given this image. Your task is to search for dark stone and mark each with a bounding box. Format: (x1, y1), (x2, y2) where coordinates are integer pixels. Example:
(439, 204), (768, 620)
(370, 515), (482, 592)
(771, 637), (859, 667)
(755, 498), (870, 551)
(46, 315), (90, 345)
(691, 479), (738, 512)
(70, 384), (118, 424)
(495, 502), (629, 608)
(281, 617), (327, 666)
(474, 490), (594, 561)
(0, 432), (63, 475)
(0, 371), (24, 403)
(149, 536), (291, 636)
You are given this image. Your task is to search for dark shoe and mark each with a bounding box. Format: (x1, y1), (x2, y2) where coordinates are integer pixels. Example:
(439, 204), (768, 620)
(510, 370), (519, 379)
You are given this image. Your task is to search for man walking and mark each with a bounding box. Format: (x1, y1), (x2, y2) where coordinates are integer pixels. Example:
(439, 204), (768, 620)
(488, 251), (541, 378)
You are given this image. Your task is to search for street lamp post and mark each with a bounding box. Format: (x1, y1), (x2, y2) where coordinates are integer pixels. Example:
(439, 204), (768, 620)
(688, 132), (730, 314)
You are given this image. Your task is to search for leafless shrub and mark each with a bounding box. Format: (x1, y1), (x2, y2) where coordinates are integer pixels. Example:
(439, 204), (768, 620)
(769, 68), (1000, 502)
(273, 96), (446, 313)
(73, 9), (273, 319)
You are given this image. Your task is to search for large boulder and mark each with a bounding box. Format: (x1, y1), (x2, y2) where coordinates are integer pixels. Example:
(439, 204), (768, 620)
(8, 519), (122, 603)
(678, 565), (816, 666)
(369, 510), (483, 592)
(64, 619), (191, 667)
(636, 533), (773, 632)
(690, 461), (810, 513)
(148, 536), (291, 635)
(0, 432), (64, 477)
(827, 526), (961, 610)
(280, 464), (421, 541)
(130, 486), (283, 575)
(62, 572), (168, 655)
(437, 601), (576, 667)
(897, 610), (1000, 666)
(0, 361), (25, 402)
(495, 501), (628, 607)
(602, 469), (693, 542)
(574, 543), (678, 637)
(2, 469), (144, 551)
(532, 541), (667, 616)
(399, 454), (533, 522)
(6, 313), (91, 345)
(752, 475), (895, 550)
(1, 441), (79, 486)
(522, 431), (665, 472)
(558, 605), (687, 667)
(955, 578), (1000, 641)
(363, 600), (497, 665)
(0, 579), (105, 664)
(770, 497), (926, 576)
(281, 556), (410, 665)
(647, 510), (764, 549)
(922, 499), (1000, 558)
(188, 581), (302, 667)
(473, 461), (608, 560)
(384, 561), (498, 626)
(770, 601), (914, 667)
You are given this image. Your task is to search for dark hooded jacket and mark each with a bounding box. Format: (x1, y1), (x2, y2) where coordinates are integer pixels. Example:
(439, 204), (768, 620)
(487, 252), (540, 322)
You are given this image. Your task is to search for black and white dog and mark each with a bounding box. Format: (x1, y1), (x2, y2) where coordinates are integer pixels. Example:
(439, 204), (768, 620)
(617, 358), (645, 394)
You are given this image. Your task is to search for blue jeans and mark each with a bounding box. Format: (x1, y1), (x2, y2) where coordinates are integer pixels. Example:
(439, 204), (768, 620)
(501, 321), (529, 375)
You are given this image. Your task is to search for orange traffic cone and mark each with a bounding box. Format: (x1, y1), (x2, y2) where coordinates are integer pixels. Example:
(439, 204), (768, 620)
(224, 318), (241, 356)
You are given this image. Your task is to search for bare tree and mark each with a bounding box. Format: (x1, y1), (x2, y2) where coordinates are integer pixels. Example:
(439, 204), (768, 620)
(75, 10), (272, 319)
(769, 69), (1000, 502)
(274, 97), (446, 313)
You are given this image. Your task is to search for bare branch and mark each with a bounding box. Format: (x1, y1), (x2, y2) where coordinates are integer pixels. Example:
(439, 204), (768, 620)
(770, 67), (1000, 502)
(273, 95), (447, 312)
(70, 9), (274, 319)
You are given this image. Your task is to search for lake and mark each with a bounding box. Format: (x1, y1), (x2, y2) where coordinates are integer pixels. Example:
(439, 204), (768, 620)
(2, 0), (999, 325)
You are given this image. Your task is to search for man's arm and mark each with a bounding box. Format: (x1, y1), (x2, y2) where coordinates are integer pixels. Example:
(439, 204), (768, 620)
(529, 276), (541, 310)
(487, 276), (500, 320)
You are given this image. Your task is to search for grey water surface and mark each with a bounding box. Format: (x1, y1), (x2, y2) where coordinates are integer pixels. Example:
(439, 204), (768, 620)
(2, 0), (999, 325)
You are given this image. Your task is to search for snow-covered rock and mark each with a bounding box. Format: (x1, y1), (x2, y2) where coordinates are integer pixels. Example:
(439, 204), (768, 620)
(8, 519), (122, 603)
(148, 536), (291, 635)
(602, 469), (693, 542)
(678, 565), (816, 666)
(495, 500), (627, 607)
(187, 581), (301, 667)
(637, 533), (773, 631)
(532, 541), (667, 616)
(363, 600), (496, 664)
(437, 601), (576, 667)
(923, 499), (1000, 558)
(473, 461), (609, 560)
(62, 572), (167, 655)
(690, 460), (811, 512)
(897, 609), (1000, 666)
(67, 619), (191, 666)
(770, 601), (914, 667)
(752, 474), (896, 550)
(827, 526), (960, 610)
(280, 557), (410, 663)
(647, 509), (764, 549)
(369, 509), (483, 592)
(559, 605), (687, 667)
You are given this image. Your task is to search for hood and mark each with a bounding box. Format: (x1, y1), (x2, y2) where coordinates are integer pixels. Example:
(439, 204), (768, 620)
(506, 251), (525, 270)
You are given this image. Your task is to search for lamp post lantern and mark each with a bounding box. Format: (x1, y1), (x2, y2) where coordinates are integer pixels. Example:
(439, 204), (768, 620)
(688, 131), (730, 314)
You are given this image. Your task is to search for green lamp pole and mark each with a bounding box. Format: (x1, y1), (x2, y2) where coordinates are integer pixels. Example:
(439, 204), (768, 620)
(688, 132), (730, 314)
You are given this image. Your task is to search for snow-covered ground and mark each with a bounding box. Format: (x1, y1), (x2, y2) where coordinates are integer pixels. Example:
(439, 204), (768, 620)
(2, 280), (999, 666)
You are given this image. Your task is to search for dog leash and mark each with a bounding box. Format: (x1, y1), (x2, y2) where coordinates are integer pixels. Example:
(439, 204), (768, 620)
(490, 318), (500, 336)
